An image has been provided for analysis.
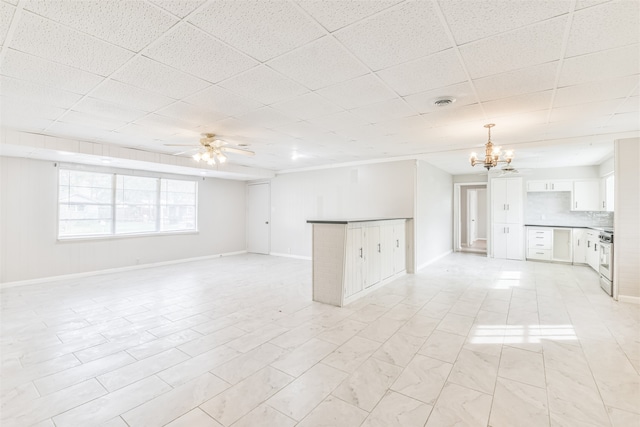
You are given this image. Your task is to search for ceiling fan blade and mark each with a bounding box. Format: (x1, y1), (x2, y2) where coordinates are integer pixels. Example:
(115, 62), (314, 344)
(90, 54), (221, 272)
(221, 146), (255, 156)
(164, 144), (200, 147)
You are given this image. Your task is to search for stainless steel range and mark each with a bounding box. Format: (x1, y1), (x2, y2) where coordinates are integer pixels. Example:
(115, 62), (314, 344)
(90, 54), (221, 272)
(599, 230), (614, 296)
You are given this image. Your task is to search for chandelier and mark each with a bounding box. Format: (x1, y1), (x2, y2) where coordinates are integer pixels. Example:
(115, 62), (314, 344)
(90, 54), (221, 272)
(470, 124), (514, 170)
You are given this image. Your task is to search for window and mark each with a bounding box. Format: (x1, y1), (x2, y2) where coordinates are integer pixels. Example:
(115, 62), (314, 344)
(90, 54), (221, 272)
(58, 168), (197, 239)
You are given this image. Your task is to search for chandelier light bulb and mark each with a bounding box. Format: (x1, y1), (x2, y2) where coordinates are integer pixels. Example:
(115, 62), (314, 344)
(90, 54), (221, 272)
(193, 153), (201, 162)
(217, 153), (227, 163)
(202, 151), (210, 161)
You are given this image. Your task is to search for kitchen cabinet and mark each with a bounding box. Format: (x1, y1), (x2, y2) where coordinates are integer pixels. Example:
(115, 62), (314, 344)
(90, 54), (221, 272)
(572, 180), (600, 211)
(492, 178), (523, 260)
(310, 219), (410, 307)
(494, 224), (523, 260)
(573, 228), (587, 264)
(526, 180), (573, 192)
(526, 227), (572, 263)
(600, 174), (614, 212)
(492, 178), (522, 224)
(585, 230), (599, 271)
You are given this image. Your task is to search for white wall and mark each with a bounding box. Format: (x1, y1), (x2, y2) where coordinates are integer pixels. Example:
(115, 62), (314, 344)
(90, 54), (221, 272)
(415, 161), (453, 268)
(270, 161), (416, 258)
(0, 156), (247, 284)
(614, 138), (640, 301)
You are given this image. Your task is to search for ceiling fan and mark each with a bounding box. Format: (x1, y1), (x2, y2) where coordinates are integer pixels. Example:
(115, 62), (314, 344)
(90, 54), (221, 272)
(164, 133), (255, 165)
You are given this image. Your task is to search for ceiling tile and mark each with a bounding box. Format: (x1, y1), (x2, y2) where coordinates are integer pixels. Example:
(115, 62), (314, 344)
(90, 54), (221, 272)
(460, 16), (567, 79)
(112, 56), (210, 100)
(3, 0), (18, 5)
(149, 0), (206, 18)
(377, 49), (467, 96)
(267, 36), (369, 90)
(575, 0), (610, 10)
(403, 82), (477, 113)
(350, 98), (418, 123)
(133, 114), (202, 134)
(45, 122), (121, 144)
(236, 107), (298, 129)
(117, 123), (177, 140)
(315, 74), (397, 110)
(0, 76), (82, 108)
(559, 45), (639, 87)
(297, 0), (401, 32)
(0, 2), (15, 45)
(60, 110), (129, 131)
(189, 1), (324, 62)
(483, 90), (553, 118)
(184, 85), (263, 116)
(155, 101), (228, 126)
(271, 120), (325, 138)
(566, 1), (639, 57)
(604, 111), (640, 129)
(0, 96), (66, 122)
(272, 92), (343, 121)
(549, 99), (621, 123)
(474, 61), (559, 102)
(306, 110), (369, 132)
(554, 75), (639, 107)
(1, 49), (104, 95)
(616, 96), (639, 114)
(24, 0), (178, 52)
(219, 66), (309, 105)
(10, 11), (134, 76)
(335, 0), (451, 71)
(439, 0), (571, 45)
(73, 97), (148, 123)
(421, 103), (485, 128)
(145, 24), (258, 83)
(91, 80), (175, 112)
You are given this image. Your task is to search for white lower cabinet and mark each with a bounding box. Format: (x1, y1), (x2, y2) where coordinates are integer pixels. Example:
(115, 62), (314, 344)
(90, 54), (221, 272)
(493, 224), (523, 260)
(585, 230), (599, 271)
(572, 228), (587, 264)
(311, 219), (409, 306)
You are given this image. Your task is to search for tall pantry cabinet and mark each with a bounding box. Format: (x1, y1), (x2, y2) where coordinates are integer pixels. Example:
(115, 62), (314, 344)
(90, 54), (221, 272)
(492, 177), (524, 260)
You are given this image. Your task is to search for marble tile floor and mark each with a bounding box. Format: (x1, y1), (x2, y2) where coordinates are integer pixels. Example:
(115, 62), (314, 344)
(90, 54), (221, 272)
(1, 253), (639, 426)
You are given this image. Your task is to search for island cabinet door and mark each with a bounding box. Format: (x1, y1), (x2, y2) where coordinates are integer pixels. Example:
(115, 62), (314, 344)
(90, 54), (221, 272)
(365, 226), (381, 289)
(344, 227), (364, 298)
(393, 223), (406, 273)
(380, 224), (395, 280)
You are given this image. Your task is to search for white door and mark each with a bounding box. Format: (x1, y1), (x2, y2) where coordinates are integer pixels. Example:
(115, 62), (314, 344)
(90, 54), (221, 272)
(505, 178), (522, 223)
(393, 223), (406, 273)
(247, 183), (270, 254)
(492, 179), (508, 223)
(468, 190), (477, 245)
(345, 228), (364, 297)
(380, 224), (395, 279)
(493, 224), (508, 259)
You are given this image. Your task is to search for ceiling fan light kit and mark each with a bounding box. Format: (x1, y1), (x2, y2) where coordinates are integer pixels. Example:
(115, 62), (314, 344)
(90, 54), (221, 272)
(469, 124), (514, 171)
(165, 133), (254, 166)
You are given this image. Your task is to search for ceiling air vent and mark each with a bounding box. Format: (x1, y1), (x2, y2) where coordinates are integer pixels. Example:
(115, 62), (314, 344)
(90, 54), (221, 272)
(433, 97), (456, 107)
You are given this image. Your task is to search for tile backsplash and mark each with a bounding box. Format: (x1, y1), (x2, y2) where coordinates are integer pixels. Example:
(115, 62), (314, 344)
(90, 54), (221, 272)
(525, 191), (614, 227)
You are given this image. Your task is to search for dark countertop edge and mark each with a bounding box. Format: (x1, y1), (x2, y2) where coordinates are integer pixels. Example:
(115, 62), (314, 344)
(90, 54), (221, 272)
(525, 224), (614, 232)
(307, 218), (412, 224)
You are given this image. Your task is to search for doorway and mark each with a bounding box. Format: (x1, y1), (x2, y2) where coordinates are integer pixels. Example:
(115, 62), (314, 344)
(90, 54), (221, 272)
(247, 182), (270, 254)
(454, 183), (488, 255)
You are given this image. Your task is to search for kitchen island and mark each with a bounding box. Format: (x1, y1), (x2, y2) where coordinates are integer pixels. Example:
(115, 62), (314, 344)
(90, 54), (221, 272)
(308, 218), (414, 307)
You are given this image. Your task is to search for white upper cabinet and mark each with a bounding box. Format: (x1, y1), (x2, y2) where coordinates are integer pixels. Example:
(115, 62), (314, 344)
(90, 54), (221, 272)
(492, 178), (522, 224)
(572, 180), (600, 211)
(526, 180), (572, 192)
(600, 174), (614, 212)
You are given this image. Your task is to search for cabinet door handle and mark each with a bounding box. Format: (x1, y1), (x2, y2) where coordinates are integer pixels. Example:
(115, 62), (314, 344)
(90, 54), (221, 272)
(545, 183), (548, 190)
(507, 204), (510, 211)
(396, 239), (399, 248)
(587, 241), (590, 248)
(602, 201), (605, 209)
(377, 243), (381, 253)
(577, 239), (580, 246)
(359, 248), (363, 258)
(575, 201), (578, 209)
(536, 252), (544, 255)
(503, 204), (506, 210)
(507, 227), (510, 233)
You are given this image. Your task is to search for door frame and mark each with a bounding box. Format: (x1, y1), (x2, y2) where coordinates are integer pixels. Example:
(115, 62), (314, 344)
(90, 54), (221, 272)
(453, 182), (488, 255)
(467, 189), (478, 246)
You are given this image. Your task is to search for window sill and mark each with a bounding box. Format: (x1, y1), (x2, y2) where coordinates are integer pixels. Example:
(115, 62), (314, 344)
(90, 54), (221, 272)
(57, 230), (199, 242)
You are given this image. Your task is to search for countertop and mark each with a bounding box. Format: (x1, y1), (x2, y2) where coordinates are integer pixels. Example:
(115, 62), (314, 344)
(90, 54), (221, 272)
(307, 218), (411, 224)
(525, 224), (614, 233)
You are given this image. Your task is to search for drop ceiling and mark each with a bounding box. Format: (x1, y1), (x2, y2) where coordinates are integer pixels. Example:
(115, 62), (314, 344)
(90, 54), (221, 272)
(0, 0), (638, 178)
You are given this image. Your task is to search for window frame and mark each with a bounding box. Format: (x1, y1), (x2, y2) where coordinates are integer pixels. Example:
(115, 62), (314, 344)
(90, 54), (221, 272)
(57, 165), (199, 241)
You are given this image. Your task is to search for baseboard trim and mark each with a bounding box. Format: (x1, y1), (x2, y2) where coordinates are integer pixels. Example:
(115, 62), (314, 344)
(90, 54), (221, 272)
(269, 252), (312, 261)
(618, 295), (640, 305)
(416, 250), (453, 271)
(0, 250), (248, 289)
